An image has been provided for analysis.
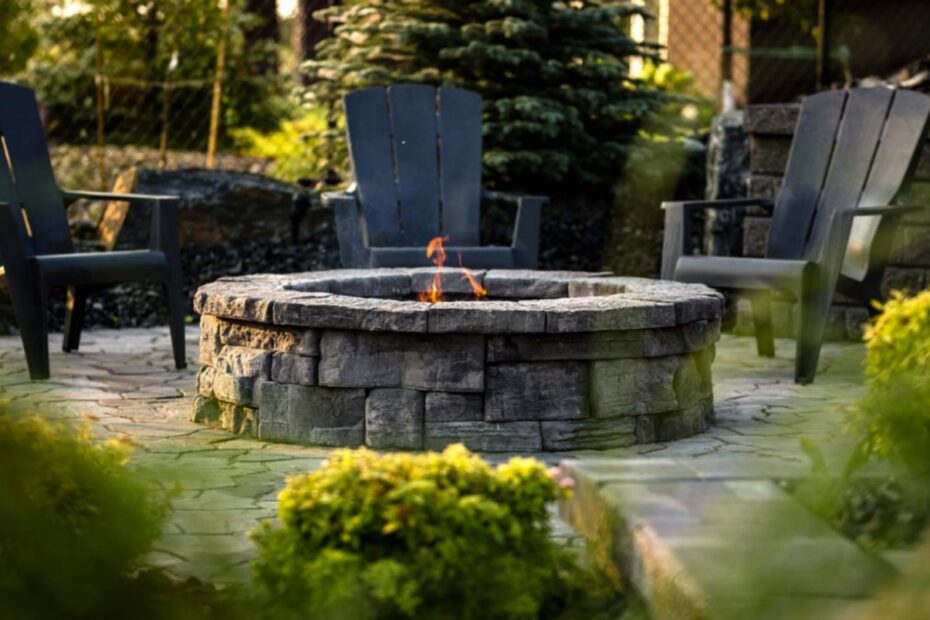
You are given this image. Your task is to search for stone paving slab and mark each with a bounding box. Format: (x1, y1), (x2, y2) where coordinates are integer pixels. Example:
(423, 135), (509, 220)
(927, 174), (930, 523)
(0, 325), (888, 606)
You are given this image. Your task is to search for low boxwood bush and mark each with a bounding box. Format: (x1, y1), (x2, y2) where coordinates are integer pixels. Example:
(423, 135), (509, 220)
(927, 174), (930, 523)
(849, 290), (930, 477)
(251, 444), (591, 620)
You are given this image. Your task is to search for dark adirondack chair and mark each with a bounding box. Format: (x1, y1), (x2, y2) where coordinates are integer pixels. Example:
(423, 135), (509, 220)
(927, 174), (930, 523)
(323, 84), (546, 268)
(662, 87), (930, 384)
(0, 81), (186, 380)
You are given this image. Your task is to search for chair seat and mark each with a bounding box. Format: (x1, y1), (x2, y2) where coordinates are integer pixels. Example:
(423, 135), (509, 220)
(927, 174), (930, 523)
(369, 246), (515, 269)
(675, 256), (816, 295)
(34, 250), (168, 288)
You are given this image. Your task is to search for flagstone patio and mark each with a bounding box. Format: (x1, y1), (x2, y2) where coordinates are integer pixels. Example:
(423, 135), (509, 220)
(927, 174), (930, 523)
(0, 326), (876, 597)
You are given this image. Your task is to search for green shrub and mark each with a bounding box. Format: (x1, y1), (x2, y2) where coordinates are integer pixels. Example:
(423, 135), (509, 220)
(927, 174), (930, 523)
(305, 0), (673, 198)
(850, 290), (930, 476)
(0, 412), (168, 618)
(251, 444), (584, 620)
(231, 107), (341, 183)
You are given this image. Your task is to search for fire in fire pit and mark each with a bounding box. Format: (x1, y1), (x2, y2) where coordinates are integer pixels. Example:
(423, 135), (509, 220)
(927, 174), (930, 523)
(192, 269), (724, 452)
(418, 236), (487, 304)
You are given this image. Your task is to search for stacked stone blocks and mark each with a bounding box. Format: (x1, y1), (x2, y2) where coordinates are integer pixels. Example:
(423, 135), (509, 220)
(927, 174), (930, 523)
(192, 270), (723, 452)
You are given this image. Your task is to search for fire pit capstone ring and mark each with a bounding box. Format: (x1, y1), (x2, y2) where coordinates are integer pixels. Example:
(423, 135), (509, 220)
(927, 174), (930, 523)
(192, 269), (723, 452)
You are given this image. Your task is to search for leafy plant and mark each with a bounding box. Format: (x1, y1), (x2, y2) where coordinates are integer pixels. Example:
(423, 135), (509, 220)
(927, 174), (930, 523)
(304, 0), (673, 199)
(251, 444), (589, 620)
(848, 290), (930, 477)
(0, 412), (166, 618)
(231, 106), (340, 183)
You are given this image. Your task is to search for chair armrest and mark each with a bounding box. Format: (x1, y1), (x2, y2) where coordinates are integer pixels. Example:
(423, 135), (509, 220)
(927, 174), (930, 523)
(661, 197), (775, 214)
(321, 190), (358, 207)
(482, 190), (547, 268)
(63, 189), (180, 207)
(322, 191), (369, 267)
(838, 205), (925, 217)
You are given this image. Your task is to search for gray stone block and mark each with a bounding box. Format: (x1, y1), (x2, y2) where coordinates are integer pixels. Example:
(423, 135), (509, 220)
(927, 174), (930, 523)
(190, 394), (221, 424)
(291, 272), (411, 297)
(271, 352), (319, 385)
(211, 317), (319, 355)
(567, 279), (627, 297)
(424, 421), (542, 453)
(750, 135), (791, 175)
(199, 316), (222, 366)
(319, 331), (484, 392)
(656, 400), (713, 441)
(287, 384), (366, 429)
(218, 402), (256, 436)
(534, 296), (677, 333)
(845, 307), (871, 341)
(272, 295), (428, 332)
(195, 366), (215, 398)
(635, 416), (657, 443)
(485, 362), (588, 421)
(487, 331), (644, 362)
(590, 357), (680, 417)
(211, 371), (254, 406)
(742, 216), (771, 258)
(674, 349), (714, 408)
(890, 225), (930, 266)
(747, 174), (782, 199)
(881, 267), (925, 297)
(427, 301), (545, 333)
(214, 346), (271, 379)
(643, 319), (721, 358)
(365, 388), (425, 450)
(424, 392), (483, 422)
(541, 418), (637, 450)
(258, 383), (366, 447)
(745, 104), (799, 135)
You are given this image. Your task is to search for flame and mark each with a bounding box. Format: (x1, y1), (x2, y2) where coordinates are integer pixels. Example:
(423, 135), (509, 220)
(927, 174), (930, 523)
(459, 255), (487, 299)
(417, 236), (487, 303)
(418, 236), (448, 304)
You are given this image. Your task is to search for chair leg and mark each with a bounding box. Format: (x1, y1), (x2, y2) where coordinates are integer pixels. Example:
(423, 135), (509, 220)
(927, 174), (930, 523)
(63, 286), (88, 353)
(162, 278), (187, 370)
(9, 274), (50, 380)
(750, 291), (776, 358)
(795, 270), (829, 385)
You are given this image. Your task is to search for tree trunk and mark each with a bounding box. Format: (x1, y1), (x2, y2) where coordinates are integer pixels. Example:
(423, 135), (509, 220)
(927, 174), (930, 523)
(293, 0), (335, 83)
(245, 0), (279, 75)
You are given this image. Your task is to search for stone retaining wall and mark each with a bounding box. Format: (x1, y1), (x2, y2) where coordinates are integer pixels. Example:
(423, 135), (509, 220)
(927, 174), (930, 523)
(739, 103), (930, 341)
(190, 270), (723, 452)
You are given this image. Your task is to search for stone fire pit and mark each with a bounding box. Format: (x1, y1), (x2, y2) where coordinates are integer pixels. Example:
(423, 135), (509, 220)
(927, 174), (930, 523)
(191, 269), (723, 452)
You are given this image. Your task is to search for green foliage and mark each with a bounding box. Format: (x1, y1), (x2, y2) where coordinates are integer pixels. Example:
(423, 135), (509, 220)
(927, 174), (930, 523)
(304, 0), (672, 197)
(232, 106), (341, 182)
(251, 444), (588, 619)
(0, 412), (167, 618)
(0, 0), (38, 75)
(848, 290), (930, 477)
(22, 0), (291, 148)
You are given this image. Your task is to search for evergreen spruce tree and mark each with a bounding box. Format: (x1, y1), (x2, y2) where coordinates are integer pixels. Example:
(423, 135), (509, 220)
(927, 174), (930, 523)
(305, 0), (671, 200)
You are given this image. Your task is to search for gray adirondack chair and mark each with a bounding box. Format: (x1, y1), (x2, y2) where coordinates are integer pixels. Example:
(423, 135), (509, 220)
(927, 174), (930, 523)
(0, 81), (186, 380)
(323, 84), (546, 268)
(662, 87), (930, 384)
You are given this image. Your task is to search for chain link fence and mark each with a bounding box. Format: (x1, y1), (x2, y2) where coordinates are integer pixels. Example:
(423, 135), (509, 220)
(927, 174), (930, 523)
(2, 0), (928, 193)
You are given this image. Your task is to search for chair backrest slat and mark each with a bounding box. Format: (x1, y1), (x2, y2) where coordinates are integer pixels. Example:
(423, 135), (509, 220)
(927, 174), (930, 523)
(388, 84), (442, 245)
(344, 84), (483, 248)
(438, 87), (482, 246)
(0, 82), (73, 255)
(766, 90), (846, 260)
(344, 87), (403, 246)
(842, 90), (930, 280)
(803, 87), (895, 260)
